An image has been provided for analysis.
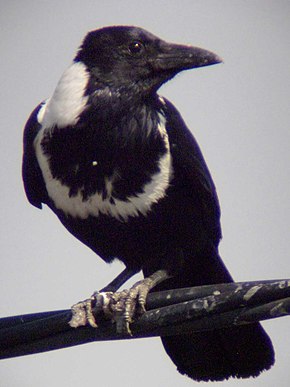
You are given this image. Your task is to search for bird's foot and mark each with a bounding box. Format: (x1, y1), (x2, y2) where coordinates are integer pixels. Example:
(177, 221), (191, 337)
(69, 279), (152, 335)
(69, 270), (170, 334)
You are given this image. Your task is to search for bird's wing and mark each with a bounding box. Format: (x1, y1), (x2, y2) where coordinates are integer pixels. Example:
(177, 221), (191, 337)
(22, 103), (47, 209)
(162, 97), (222, 245)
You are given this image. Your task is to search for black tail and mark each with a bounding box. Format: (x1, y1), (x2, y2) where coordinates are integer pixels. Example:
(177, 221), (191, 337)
(161, 322), (274, 381)
(156, 248), (275, 381)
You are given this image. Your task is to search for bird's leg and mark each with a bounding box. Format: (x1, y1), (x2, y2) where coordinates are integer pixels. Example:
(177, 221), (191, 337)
(69, 269), (171, 334)
(99, 267), (139, 292)
(69, 267), (139, 328)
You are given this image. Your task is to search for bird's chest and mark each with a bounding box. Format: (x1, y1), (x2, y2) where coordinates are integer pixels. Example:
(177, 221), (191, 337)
(34, 116), (173, 222)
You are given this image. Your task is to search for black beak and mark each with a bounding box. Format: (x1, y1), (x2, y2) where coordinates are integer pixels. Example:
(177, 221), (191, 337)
(152, 41), (222, 75)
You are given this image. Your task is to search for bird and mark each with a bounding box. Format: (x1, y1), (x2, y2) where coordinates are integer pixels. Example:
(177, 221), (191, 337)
(22, 25), (274, 381)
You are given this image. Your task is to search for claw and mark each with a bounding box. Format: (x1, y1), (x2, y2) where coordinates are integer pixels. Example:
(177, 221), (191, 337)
(108, 277), (158, 335)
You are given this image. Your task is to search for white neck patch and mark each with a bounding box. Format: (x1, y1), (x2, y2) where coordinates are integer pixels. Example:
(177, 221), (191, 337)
(39, 61), (89, 129)
(34, 114), (173, 222)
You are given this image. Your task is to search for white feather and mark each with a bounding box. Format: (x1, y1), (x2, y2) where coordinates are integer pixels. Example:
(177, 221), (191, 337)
(39, 61), (89, 129)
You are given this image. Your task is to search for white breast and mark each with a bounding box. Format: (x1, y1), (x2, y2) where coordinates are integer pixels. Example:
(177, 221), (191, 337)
(35, 114), (173, 222)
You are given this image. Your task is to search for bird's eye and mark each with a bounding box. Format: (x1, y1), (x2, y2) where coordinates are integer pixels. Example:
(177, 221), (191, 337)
(128, 41), (144, 55)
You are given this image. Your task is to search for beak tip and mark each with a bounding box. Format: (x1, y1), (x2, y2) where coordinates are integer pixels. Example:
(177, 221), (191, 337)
(215, 54), (224, 64)
(191, 47), (223, 68)
(206, 52), (223, 66)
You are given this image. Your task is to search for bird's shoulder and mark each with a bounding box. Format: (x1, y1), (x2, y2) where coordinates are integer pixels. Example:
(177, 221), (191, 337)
(160, 97), (222, 243)
(22, 102), (48, 209)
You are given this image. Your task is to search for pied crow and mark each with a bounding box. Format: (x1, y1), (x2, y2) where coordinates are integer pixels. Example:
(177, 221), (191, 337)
(22, 26), (274, 381)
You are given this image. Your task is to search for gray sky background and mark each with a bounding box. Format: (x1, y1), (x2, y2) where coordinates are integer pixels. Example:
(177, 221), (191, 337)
(1, 1), (290, 386)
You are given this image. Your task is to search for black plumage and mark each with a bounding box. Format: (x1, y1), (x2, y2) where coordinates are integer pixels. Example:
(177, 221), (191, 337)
(22, 26), (274, 381)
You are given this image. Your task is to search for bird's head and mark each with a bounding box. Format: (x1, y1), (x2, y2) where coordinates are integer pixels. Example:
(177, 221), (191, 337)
(75, 26), (222, 97)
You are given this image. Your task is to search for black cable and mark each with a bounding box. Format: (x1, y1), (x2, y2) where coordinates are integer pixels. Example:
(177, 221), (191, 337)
(1, 279), (289, 360)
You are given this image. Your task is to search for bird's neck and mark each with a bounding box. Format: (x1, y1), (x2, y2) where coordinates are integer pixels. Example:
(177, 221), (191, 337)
(40, 60), (162, 132)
